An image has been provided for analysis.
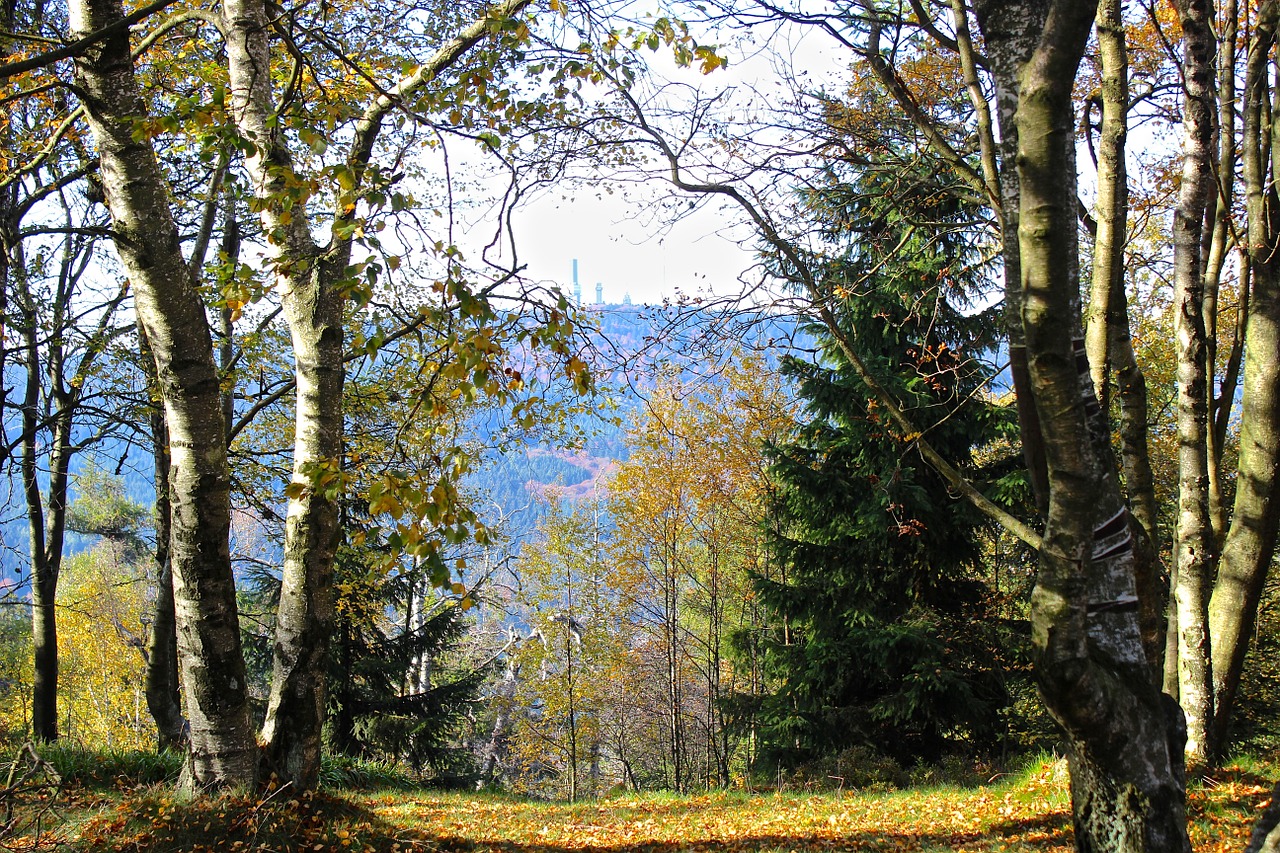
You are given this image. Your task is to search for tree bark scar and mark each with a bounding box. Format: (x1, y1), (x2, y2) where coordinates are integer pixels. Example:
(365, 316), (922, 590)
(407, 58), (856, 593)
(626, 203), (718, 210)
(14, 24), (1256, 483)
(1092, 506), (1134, 562)
(1072, 337), (1101, 417)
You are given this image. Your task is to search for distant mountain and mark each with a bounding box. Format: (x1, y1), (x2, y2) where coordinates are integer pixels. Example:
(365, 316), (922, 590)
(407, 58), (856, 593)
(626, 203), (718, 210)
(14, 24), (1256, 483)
(462, 302), (807, 546)
(1, 303), (805, 576)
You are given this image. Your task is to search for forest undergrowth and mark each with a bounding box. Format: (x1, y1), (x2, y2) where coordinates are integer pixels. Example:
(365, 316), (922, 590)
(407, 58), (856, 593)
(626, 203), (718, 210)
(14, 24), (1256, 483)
(0, 754), (1274, 853)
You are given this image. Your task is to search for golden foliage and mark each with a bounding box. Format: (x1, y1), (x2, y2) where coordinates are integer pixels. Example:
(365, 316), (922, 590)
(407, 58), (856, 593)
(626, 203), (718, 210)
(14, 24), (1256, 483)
(55, 544), (155, 750)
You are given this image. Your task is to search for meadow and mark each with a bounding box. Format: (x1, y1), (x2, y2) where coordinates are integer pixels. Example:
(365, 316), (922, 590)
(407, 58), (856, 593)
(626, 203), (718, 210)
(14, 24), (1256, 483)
(2, 751), (1273, 853)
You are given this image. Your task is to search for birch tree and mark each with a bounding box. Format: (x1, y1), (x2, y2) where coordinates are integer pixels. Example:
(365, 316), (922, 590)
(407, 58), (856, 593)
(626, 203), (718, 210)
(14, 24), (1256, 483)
(47, 0), (544, 790)
(218, 0), (531, 788)
(551, 0), (1196, 845)
(972, 3), (1190, 847)
(1207, 0), (1280, 759)
(67, 0), (257, 788)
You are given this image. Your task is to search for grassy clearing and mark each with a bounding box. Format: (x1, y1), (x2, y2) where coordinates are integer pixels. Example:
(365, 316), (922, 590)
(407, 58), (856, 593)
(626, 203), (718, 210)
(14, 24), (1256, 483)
(0, 756), (1273, 853)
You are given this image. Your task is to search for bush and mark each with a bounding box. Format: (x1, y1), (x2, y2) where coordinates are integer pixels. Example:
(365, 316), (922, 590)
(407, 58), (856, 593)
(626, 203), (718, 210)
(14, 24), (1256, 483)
(784, 746), (909, 792)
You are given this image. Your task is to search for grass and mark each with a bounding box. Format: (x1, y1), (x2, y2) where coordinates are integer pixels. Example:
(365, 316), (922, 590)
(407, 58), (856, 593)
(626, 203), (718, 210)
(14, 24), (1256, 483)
(36, 743), (183, 789)
(0, 755), (1272, 852)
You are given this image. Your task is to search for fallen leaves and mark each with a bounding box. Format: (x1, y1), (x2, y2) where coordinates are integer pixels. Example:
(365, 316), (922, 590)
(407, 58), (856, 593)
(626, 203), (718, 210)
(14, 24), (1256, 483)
(374, 779), (1075, 853)
(11, 757), (1277, 853)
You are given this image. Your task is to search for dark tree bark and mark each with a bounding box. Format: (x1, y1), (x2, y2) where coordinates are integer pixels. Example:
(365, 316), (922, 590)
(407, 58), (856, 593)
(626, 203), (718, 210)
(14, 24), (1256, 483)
(16, 247), (59, 743)
(974, 1), (1192, 849)
(139, 322), (185, 752)
(14, 213), (104, 744)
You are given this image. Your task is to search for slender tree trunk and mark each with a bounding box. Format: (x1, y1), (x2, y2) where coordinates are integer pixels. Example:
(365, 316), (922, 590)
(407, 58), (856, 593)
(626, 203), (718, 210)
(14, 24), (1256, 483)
(566, 622), (577, 802)
(666, 555), (683, 792)
(1171, 0), (1218, 766)
(68, 0), (256, 790)
(139, 322), (185, 751)
(18, 241), (74, 744)
(1086, 0), (1165, 673)
(975, 1), (1193, 849)
(19, 264), (56, 742)
(1215, 262), (1250, 453)
(978, 4), (1051, 516)
(1084, 0), (1126, 415)
(222, 0), (341, 791)
(218, 193), (240, 441)
(331, 616), (356, 756)
(1208, 0), (1280, 756)
(1204, 0), (1238, 546)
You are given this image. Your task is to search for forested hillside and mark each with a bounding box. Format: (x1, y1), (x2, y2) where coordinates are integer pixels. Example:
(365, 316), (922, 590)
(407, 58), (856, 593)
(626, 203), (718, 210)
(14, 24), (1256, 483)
(0, 302), (802, 569)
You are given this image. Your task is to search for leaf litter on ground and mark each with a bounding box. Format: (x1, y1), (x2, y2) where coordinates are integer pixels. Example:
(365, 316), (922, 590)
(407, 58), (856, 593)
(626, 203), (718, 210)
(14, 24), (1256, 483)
(7, 757), (1275, 853)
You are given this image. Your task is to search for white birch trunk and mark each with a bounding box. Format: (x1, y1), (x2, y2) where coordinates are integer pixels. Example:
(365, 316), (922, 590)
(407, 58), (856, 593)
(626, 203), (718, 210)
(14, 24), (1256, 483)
(67, 0), (255, 789)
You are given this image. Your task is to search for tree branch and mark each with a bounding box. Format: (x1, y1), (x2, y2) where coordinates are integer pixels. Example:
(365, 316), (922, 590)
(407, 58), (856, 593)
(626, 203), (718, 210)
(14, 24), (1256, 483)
(0, 0), (180, 79)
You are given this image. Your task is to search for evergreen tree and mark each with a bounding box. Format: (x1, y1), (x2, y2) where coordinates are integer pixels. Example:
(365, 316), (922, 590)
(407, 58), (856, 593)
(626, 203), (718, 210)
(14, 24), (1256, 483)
(751, 162), (1024, 768)
(241, 502), (490, 781)
(323, 507), (491, 780)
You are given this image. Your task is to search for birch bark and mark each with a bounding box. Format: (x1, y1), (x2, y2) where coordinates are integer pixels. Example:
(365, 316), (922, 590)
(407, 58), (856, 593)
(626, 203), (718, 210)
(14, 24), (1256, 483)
(1208, 0), (1280, 756)
(1170, 0), (1218, 766)
(1085, 0), (1164, 672)
(221, 0), (533, 789)
(68, 0), (256, 789)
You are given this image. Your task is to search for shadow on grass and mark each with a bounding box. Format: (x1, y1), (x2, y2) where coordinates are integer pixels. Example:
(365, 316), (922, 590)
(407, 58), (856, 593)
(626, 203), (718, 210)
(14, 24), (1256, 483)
(62, 789), (1077, 853)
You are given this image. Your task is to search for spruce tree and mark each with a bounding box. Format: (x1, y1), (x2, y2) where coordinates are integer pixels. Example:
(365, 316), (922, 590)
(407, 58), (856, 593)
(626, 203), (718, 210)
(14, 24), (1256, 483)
(752, 162), (1024, 768)
(325, 507), (490, 780)
(242, 502), (489, 781)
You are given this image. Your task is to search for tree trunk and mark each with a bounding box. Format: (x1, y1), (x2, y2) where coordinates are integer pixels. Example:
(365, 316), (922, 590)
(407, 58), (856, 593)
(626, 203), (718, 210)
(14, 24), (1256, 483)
(222, 0), (341, 791)
(1084, 0), (1125, 415)
(1207, 0), (1280, 756)
(221, 0), (532, 790)
(975, 1), (1193, 849)
(18, 246), (75, 745)
(19, 261), (57, 742)
(973, 0), (1051, 516)
(218, 192), (240, 441)
(139, 322), (186, 751)
(1204, 0), (1238, 546)
(68, 0), (256, 790)
(1086, 0), (1165, 673)
(1170, 0), (1219, 766)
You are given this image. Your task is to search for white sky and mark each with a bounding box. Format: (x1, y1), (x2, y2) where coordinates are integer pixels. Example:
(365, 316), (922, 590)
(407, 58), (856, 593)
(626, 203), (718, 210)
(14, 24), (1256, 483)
(509, 191), (761, 305)
(497, 22), (853, 306)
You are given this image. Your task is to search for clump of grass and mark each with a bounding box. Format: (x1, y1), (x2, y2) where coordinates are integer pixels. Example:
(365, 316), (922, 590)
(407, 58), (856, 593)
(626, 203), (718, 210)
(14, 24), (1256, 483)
(18, 742), (181, 788)
(318, 754), (419, 791)
(1185, 753), (1278, 848)
(908, 754), (1005, 789)
(8, 743), (421, 793)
